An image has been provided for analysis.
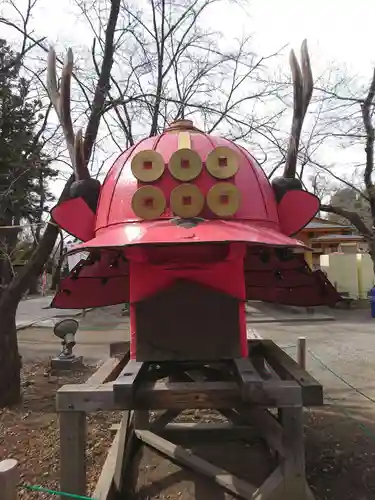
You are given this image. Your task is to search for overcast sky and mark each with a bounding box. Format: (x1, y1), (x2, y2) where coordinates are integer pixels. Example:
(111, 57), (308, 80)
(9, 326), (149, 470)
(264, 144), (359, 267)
(21, 0), (374, 77)
(2, 0), (375, 197)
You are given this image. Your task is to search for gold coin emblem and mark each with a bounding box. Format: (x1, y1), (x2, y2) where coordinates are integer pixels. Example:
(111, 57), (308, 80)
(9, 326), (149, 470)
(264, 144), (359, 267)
(168, 149), (202, 181)
(131, 150), (165, 182)
(170, 184), (204, 218)
(206, 146), (239, 179)
(131, 186), (166, 220)
(206, 182), (241, 217)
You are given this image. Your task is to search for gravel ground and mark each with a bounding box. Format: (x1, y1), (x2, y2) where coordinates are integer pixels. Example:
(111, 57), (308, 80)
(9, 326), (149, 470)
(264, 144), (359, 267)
(0, 360), (118, 499)
(1, 361), (374, 500)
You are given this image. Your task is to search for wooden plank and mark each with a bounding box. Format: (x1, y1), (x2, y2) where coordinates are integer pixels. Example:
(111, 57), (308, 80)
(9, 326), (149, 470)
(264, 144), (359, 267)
(261, 340), (323, 406)
(100, 413), (136, 496)
(109, 341), (130, 358)
(134, 410), (149, 429)
(253, 466), (284, 500)
(135, 430), (257, 499)
(57, 383), (116, 412)
(155, 422), (257, 443)
(57, 379), (301, 412)
(279, 407), (307, 499)
(297, 337), (306, 370)
(59, 411), (86, 498)
(113, 360), (148, 403)
(135, 380), (302, 409)
(86, 356), (128, 385)
(113, 411), (133, 494)
(239, 407), (285, 457)
(151, 409), (181, 428)
(92, 431), (120, 500)
(306, 482), (316, 500)
(233, 358), (265, 401)
(0, 459), (18, 500)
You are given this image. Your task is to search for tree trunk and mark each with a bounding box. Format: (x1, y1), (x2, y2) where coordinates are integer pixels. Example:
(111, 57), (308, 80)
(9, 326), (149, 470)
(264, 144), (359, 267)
(28, 274), (40, 295)
(0, 304), (21, 406)
(50, 237), (64, 291)
(368, 239), (375, 276)
(0, 175), (74, 408)
(50, 263), (61, 291)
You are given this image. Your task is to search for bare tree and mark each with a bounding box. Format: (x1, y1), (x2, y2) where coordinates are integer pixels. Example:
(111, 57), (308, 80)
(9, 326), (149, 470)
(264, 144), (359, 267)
(0, 0), (121, 407)
(75, 0), (286, 161)
(287, 63), (375, 264)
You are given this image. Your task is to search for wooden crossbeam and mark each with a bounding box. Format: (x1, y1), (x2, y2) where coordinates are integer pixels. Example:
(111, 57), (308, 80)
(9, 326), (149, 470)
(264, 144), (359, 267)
(238, 407), (285, 458)
(113, 360), (148, 403)
(233, 358), (264, 401)
(155, 422), (256, 443)
(113, 411), (133, 493)
(92, 430), (120, 500)
(109, 341), (130, 359)
(86, 356), (128, 385)
(135, 429), (258, 499)
(57, 378), (301, 412)
(260, 340), (323, 405)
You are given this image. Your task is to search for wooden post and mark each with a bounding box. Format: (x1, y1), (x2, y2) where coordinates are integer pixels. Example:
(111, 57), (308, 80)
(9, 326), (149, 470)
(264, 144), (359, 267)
(0, 459), (18, 500)
(297, 337), (306, 370)
(279, 406), (307, 499)
(60, 411), (86, 498)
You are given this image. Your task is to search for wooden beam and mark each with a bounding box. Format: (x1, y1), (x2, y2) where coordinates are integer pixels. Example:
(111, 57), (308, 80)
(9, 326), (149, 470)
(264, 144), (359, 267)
(233, 358), (264, 401)
(155, 422), (257, 443)
(57, 383), (116, 412)
(135, 430), (258, 499)
(252, 466), (284, 500)
(297, 337), (306, 370)
(279, 407), (307, 499)
(0, 459), (18, 500)
(59, 411), (86, 498)
(92, 431), (120, 500)
(113, 412), (134, 494)
(261, 340), (323, 406)
(109, 341), (130, 358)
(151, 409), (181, 428)
(86, 356), (128, 386)
(239, 407), (285, 457)
(57, 379), (302, 412)
(136, 380), (302, 409)
(113, 360), (148, 403)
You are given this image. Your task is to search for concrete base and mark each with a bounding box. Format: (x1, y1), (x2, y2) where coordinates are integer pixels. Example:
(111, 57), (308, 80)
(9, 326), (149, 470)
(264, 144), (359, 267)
(50, 355), (84, 370)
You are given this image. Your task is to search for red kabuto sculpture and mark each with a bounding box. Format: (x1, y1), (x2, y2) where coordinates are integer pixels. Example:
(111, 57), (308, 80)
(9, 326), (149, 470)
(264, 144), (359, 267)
(50, 40), (340, 361)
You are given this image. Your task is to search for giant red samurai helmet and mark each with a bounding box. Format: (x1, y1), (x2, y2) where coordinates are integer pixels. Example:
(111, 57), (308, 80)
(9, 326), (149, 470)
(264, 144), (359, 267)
(49, 41), (340, 360)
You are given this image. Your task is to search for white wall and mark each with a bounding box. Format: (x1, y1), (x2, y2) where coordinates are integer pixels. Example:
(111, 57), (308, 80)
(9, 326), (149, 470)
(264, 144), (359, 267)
(320, 253), (375, 299)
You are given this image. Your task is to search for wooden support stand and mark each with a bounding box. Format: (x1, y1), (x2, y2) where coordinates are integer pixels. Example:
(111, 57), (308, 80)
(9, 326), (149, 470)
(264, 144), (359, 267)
(57, 340), (322, 500)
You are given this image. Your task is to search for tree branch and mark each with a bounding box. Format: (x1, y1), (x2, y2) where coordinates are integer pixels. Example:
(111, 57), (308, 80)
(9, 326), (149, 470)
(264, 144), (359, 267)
(320, 204), (372, 238)
(83, 0), (121, 164)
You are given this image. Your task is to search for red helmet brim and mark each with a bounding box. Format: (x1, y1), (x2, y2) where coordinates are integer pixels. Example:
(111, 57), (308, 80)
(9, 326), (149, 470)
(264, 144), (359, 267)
(66, 219), (310, 254)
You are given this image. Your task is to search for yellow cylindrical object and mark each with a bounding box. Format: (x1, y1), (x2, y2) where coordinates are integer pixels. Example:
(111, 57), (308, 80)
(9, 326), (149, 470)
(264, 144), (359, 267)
(304, 251), (313, 269)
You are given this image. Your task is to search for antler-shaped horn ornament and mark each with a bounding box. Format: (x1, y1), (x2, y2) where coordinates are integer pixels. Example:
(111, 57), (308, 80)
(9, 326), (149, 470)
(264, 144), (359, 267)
(47, 47), (90, 181)
(271, 40), (313, 202)
(284, 39), (313, 178)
